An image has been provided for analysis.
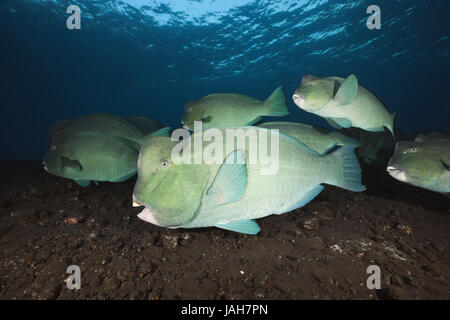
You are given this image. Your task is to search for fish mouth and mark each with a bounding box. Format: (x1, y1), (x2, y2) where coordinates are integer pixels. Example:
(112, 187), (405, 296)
(132, 195), (161, 226)
(386, 165), (400, 172)
(386, 165), (404, 174)
(132, 194), (143, 207)
(137, 207), (160, 226)
(386, 165), (408, 182)
(292, 94), (304, 108)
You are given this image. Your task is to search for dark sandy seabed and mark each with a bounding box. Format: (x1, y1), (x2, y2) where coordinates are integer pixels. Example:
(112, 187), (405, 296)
(0, 161), (449, 300)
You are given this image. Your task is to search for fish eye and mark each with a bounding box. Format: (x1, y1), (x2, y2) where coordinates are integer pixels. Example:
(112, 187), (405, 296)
(200, 115), (212, 123)
(404, 147), (417, 154)
(161, 160), (169, 168)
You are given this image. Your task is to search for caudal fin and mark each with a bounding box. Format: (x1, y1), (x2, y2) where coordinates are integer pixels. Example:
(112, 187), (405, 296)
(327, 145), (366, 192)
(137, 127), (171, 145)
(148, 127), (171, 137)
(386, 112), (396, 139)
(262, 86), (289, 117)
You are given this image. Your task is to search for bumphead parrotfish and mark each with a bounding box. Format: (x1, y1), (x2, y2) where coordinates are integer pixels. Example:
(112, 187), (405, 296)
(133, 127), (365, 234)
(293, 74), (395, 136)
(181, 87), (289, 130)
(45, 114), (170, 186)
(50, 113), (169, 148)
(44, 131), (140, 187)
(387, 134), (450, 194)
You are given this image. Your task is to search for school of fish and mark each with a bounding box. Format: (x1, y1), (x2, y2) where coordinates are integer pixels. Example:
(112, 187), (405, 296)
(44, 75), (449, 234)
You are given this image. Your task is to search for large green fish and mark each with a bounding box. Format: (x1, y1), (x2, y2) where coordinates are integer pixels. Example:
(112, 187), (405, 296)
(122, 116), (164, 135)
(387, 135), (450, 194)
(292, 74), (396, 136)
(132, 127), (365, 234)
(259, 121), (359, 155)
(181, 87), (289, 130)
(44, 131), (140, 187)
(51, 113), (167, 148)
(45, 115), (170, 186)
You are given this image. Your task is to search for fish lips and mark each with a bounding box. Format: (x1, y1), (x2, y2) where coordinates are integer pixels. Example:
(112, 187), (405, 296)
(133, 195), (161, 226)
(386, 165), (408, 182)
(292, 93), (305, 109)
(137, 207), (160, 226)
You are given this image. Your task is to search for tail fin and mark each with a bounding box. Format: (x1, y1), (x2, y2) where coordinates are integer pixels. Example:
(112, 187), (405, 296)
(148, 127), (171, 137)
(262, 86), (289, 117)
(327, 145), (366, 192)
(137, 127), (171, 145)
(386, 112), (396, 139)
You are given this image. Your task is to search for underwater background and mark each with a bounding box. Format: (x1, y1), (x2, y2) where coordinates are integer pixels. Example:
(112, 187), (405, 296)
(1, 0), (450, 301)
(0, 0), (449, 160)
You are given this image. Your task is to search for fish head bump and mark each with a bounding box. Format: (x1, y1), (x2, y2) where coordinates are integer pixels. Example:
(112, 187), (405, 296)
(293, 75), (334, 112)
(133, 136), (210, 228)
(182, 101), (208, 129)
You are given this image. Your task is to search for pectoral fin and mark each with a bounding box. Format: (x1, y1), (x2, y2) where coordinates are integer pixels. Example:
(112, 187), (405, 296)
(327, 117), (352, 129)
(335, 74), (358, 105)
(365, 126), (387, 133)
(74, 179), (91, 187)
(61, 157), (82, 172)
(326, 118), (342, 129)
(206, 149), (247, 206)
(215, 220), (260, 234)
(110, 170), (137, 182)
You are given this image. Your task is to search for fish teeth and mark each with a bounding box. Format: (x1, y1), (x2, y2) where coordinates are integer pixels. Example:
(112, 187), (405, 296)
(133, 201), (143, 207)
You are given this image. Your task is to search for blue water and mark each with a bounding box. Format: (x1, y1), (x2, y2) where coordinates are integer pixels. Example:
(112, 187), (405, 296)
(0, 0), (449, 160)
